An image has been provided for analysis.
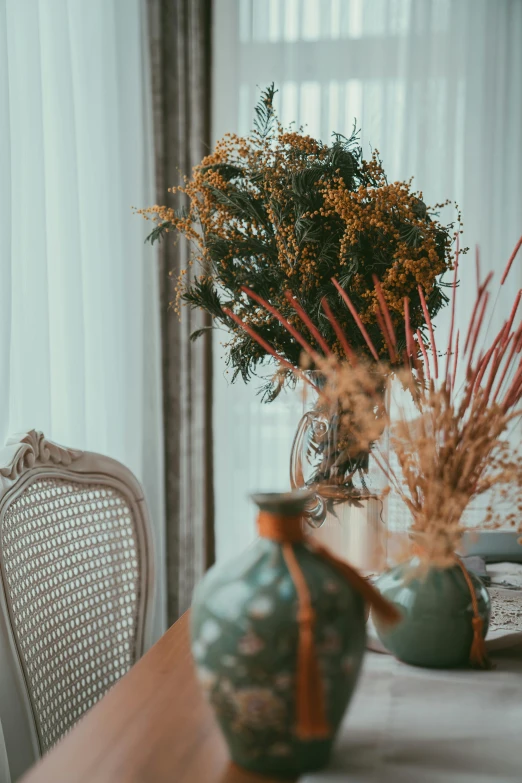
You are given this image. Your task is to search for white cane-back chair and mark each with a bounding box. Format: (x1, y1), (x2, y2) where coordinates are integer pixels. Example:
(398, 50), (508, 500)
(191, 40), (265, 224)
(0, 431), (154, 781)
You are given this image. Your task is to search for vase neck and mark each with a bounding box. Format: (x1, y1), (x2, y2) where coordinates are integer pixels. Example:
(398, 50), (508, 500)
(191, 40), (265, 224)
(257, 511), (305, 543)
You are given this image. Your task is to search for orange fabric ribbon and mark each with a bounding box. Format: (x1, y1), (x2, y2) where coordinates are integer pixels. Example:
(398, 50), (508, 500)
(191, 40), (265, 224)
(257, 511), (401, 739)
(455, 558), (491, 670)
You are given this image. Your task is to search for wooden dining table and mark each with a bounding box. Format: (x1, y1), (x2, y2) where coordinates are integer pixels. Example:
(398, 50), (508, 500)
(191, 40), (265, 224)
(21, 612), (286, 783)
(20, 604), (522, 783)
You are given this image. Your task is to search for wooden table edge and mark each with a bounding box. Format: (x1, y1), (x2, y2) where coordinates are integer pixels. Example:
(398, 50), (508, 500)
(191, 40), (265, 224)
(21, 612), (289, 783)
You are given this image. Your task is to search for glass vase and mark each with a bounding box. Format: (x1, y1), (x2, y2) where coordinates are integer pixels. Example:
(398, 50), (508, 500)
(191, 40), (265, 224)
(290, 378), (388, 574)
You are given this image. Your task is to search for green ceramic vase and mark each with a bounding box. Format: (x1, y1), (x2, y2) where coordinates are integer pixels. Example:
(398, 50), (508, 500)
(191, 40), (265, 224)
(190, 492), (366, 777)
(373, 558), (491, 668)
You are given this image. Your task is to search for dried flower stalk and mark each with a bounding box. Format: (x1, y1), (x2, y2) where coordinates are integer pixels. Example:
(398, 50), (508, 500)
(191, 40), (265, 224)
(229, 236), (522, 564)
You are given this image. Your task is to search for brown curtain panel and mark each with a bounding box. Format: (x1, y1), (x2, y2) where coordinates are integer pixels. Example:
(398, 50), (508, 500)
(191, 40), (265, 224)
(147, 0), (214, 623)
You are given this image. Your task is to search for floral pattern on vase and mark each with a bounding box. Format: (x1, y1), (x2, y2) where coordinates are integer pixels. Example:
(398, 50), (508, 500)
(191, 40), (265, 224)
(191, 513), (366, 776)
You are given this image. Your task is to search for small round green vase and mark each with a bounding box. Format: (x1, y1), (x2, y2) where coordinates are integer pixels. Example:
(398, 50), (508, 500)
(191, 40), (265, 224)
(373, 558), (491, 668)
(191, 492), (366, 777)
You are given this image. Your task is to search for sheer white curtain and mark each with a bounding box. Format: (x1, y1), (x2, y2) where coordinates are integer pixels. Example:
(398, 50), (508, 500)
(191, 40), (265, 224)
(0, 0), (166, 640)
(212, 0), (522, 558)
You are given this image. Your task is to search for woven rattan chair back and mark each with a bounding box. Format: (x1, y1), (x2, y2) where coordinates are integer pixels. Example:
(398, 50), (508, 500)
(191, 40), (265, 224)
(0, 431), (153, 781)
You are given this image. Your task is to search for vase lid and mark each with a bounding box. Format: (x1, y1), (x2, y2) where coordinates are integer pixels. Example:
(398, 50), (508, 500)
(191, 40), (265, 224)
(251, 490), (314, 516)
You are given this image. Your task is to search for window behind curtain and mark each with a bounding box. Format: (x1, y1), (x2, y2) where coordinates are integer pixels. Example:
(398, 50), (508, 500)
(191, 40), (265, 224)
(212, 0), (522, 561)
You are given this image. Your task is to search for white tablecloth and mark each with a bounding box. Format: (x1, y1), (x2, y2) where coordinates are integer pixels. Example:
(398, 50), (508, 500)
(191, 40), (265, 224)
(303, 647), (522, 783)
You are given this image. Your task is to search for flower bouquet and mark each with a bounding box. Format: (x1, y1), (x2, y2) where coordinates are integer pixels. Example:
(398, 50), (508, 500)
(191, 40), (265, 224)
(139, 84), (461, 533)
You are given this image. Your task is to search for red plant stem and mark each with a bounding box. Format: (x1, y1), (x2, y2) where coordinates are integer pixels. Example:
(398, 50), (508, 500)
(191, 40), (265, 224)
(493, 324), (522, 400)
(487, 318), (513, 363)
(375, 307), (395, 364)
(458, 350), (486, 416)
(483, 341), (507, 404)
(492, 332), (517, 402)
(473, 344), (496, 391)
(502, 290), (521, 345)
(284, 291), (332, 356)
(451, 331), (460, 393)
(418, 285), (438, 379)
(331, 279), (380, 361)
(501, 234), (522, 285)
(416, 329), (431, 382)
(479, 271), (494, 295)
(463, 295), (481, 355)
(467, 292), (490, 373)
(404, 297), (415, 359)
(223, 307), (319, 392)
(516, 331), (522, 353)
(510, 319), (522, 349)
(242, 286), (319, 360)
(502, 361), (522, 410)
(488, 321), (508, 361)
(320, 297), (357, 364)
(515, 323), (522, 352)
(464, 278), (491, 355)
(372, 274), (397, 348)
(473, 321), (509, 398)
(445, 238), (459, 378)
